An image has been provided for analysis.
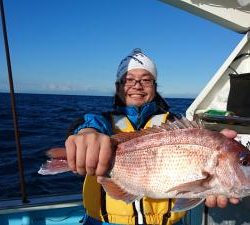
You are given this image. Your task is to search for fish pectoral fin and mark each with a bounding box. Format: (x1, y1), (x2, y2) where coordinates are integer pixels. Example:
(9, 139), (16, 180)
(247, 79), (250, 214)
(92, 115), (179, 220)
(165, 172), (212, 196)
(97, 176), (138, 203)
(165, 180), (208, 196)
(172, 198), (205, 212)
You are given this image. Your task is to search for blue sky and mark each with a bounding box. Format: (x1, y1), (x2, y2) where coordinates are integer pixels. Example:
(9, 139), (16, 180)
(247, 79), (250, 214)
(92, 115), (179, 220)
(0, 0), (243, 98)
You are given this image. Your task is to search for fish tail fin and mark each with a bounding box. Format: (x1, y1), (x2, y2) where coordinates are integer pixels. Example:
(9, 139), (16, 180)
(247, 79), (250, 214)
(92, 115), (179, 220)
(46, 147), (67, 159)
(38, 159), (70, 175)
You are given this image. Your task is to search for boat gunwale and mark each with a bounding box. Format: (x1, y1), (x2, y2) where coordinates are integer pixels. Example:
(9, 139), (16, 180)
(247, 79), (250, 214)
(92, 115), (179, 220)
(0, 193), (82, 215)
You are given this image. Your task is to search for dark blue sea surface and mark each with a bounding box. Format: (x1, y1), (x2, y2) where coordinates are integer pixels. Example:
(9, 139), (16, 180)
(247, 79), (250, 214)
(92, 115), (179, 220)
(0, 93), (193, 200)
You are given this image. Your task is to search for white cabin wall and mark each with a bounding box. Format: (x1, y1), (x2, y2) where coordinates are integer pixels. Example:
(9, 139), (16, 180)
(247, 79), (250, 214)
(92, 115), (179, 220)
(186, 32), (250, 120)
(204, 40), (250, 113)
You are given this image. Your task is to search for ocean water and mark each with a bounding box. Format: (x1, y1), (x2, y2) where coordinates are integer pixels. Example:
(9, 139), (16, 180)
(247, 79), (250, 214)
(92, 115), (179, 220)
(0, 93), (193, 200)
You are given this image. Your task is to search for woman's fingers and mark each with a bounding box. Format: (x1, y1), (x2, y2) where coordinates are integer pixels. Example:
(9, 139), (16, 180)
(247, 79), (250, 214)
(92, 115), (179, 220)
(229, 197), (240, 205)
(96, 135), (113, 176)
(65, 135), (77, 172)
(205, 195), (240, 208)
(65, 132), (113, 176)
(220, 128), (237, 139)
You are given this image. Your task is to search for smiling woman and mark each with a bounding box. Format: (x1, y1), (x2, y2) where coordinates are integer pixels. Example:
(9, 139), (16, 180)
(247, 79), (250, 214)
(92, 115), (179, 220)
(64, 48), (187, 225)
(115, 49), (157, 107)
(116, 69), (156, 107)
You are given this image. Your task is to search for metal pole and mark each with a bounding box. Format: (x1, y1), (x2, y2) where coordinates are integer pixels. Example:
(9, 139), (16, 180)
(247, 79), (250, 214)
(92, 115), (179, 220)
(0, 0), (28, 203)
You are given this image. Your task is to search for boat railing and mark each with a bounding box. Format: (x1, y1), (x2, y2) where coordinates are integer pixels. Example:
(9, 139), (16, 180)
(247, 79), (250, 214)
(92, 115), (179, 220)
(0, 0), (28, 203)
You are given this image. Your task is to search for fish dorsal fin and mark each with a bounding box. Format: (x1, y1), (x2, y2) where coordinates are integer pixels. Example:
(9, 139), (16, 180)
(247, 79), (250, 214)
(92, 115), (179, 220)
(111, 116), (202, 145)
(160, 116), (203, 130)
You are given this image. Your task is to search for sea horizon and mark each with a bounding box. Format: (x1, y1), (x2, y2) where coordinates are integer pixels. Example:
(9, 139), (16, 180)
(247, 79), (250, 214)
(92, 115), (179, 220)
(0, 91), (196, 99)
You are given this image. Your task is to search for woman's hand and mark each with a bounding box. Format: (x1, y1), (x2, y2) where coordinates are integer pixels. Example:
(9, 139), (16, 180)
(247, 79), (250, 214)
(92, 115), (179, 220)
(205, 128), (240, 208)
(65, 128), (113, 176)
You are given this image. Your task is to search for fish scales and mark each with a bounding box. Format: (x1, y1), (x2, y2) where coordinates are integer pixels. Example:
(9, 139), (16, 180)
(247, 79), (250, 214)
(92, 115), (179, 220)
(113, 136), (219, 198)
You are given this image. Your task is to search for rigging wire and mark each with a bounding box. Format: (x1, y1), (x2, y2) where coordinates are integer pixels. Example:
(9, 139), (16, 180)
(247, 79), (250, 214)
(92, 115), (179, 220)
(0, 0), (28, 203)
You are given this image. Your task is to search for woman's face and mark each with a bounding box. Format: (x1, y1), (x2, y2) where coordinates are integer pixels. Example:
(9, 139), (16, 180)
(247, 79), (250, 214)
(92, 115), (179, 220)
(116, 69), (156, 107)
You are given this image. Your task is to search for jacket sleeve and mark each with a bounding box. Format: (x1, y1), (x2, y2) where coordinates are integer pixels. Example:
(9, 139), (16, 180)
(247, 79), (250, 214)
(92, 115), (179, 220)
(71, 113), (113, 136)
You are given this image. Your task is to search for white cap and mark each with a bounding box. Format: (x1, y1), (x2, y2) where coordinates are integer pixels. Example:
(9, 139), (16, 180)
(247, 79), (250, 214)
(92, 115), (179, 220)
(116, 48), (157, 81)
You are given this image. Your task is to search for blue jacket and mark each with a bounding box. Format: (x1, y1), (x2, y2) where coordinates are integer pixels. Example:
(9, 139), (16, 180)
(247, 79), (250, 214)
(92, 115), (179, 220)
(73, 101), (174, 135)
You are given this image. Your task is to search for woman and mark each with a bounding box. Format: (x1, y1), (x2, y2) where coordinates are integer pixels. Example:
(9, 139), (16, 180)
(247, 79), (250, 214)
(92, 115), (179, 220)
(66, 49), (239, 225)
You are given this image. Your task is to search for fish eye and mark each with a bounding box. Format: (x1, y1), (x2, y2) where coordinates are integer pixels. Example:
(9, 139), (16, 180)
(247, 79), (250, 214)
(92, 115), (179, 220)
(241, 159), (249, 166)
(240, 155), (250, 166)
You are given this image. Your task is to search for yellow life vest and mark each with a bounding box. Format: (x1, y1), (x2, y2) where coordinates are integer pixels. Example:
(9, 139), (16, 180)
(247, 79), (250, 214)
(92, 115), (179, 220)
(83, 112), (186, 225)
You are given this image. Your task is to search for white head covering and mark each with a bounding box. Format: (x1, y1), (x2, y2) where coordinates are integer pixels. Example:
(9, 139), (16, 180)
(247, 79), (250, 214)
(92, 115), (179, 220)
(116, 48), (157, 81)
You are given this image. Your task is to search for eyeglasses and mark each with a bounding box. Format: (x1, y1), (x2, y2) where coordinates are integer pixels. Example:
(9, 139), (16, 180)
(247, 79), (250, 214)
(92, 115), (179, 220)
(121, 78), (155, 87)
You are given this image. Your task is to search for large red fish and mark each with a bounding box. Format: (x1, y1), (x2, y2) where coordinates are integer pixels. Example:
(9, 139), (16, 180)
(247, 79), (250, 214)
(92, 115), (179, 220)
(38, 118), (250, 211)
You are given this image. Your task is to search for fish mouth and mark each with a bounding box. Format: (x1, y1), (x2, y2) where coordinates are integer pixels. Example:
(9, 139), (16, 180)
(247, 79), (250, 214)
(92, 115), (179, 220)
(241, 165), (250, 177)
